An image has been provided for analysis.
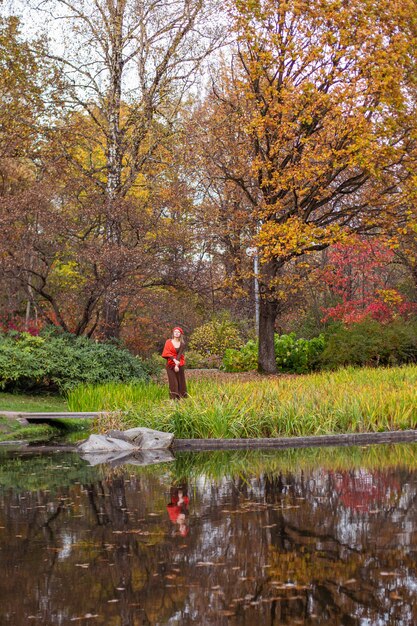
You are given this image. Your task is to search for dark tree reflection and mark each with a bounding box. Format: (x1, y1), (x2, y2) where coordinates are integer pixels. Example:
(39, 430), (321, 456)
(1, 447), (417, 625)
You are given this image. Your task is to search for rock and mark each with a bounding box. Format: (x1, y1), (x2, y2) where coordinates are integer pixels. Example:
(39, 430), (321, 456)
(77, 434), (137, 453)
(76, 428), (174, 456)
(107, 429), (130, 442)
(16, 417), (30, 426)
(122, 427), (174, 450)
(80, 449), (174, 467)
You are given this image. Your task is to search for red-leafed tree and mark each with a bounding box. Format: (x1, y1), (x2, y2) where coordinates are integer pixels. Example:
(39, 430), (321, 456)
(320, 237), (416, 324)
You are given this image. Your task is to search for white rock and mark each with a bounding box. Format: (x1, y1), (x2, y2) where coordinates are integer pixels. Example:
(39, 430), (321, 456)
(123, 427), (174, 449)
(77, 434), (137, 453)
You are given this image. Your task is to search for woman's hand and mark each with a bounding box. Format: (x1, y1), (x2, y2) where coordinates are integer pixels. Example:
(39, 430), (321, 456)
(174, 365), (179, 373)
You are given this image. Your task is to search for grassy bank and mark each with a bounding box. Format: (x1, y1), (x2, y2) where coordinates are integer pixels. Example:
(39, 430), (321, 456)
(0, 417), (90, 443)
(0, 393), (90, 442)
(0, 392), (68, 413)
(0, 418), (60, 443)
(67, 365), (417, 438)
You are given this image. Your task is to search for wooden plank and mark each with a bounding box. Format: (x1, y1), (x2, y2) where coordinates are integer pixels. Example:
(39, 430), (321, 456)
(23, 412), (102, 420)
(172, 429), (417, 451)
(0, 411), (104, 419)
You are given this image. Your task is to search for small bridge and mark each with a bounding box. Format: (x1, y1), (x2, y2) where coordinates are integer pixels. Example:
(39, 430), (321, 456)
(0, 411), (102, 423)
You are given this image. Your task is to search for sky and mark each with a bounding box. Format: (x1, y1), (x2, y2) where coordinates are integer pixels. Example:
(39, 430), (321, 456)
(4, 0), (229, 102)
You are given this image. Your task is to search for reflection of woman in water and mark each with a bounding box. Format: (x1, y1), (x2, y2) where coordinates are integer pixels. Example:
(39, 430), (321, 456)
(167, 486), (189, 536)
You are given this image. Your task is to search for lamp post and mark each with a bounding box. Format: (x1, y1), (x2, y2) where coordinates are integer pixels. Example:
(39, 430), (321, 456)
(246, 246), (259, 336)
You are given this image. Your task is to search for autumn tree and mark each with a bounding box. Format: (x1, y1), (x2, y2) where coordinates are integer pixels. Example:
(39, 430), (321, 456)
(1, 101), (227, 340)
(0, 15), (59, 330)
(217, 0), (417, 372)
(319, 237), (415, 324)
(24, 0), (224, 338)
(184, 63), (260, 326)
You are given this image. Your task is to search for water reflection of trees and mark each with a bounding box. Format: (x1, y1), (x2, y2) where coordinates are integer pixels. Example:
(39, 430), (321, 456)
(1, 452), (417, 624)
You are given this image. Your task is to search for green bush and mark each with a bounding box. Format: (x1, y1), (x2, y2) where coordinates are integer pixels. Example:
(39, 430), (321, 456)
(189, 316), (243, 358)
(319, 318), (417, 368)
(223, 319), (417, 373)
(223, 340), (258, 372)
(275, 333), (325, 373)
(186, 350), (222, 369)
(223, 334), (325, 373)
(0, 328), (149, 392)
(144, 353), (165, 379)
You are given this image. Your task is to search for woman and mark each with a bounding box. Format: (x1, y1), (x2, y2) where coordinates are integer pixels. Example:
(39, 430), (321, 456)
(161, 326), (188, 399)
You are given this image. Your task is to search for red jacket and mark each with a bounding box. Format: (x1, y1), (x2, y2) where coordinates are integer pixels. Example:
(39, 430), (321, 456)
(162, 339), (185, 369)
(166, 495), (189, 522)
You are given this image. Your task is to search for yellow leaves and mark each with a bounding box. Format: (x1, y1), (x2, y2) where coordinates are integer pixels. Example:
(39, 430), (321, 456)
(376, 289), (403, 306)
(255, 217), (349, 261)
(386, 235), (400, 250)
(125, 172), (150, 202)
(50, 260), (86, 290)
(223, 0), (417, 284)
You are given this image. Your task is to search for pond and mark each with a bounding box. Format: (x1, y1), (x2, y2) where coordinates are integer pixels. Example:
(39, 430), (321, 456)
(1, 444), (417, 625)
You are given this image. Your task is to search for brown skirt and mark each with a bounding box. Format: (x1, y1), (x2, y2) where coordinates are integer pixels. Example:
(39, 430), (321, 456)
(166, 366), (188, 400)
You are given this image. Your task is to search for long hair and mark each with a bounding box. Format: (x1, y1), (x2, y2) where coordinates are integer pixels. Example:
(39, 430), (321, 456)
(171, 331), (185, 352)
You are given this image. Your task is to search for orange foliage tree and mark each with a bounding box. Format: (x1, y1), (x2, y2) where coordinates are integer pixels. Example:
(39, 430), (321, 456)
(217, 0), (417, 372)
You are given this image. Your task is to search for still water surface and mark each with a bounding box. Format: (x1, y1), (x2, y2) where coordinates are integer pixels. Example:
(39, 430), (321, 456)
(1, 444), (417, 625)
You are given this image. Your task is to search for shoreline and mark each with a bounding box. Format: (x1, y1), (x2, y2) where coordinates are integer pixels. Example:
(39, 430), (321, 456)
(1, 428), (417, 453)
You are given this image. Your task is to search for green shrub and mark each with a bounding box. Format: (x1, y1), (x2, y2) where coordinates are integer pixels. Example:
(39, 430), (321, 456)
(275, 333), (325, 373)
(186, 350), (222, 369)
(189, 316), (243, 358)
(223, 319), (417, 373)
(144, 353), (165, 379)
(0, 328), (149, 392)
(320, 318), (417, 369)
(223, 340), (258, 372)
(223, 334), (325, 373)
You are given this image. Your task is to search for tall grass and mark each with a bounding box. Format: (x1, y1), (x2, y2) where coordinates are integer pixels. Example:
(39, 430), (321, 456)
(67, 365), (417, 438)
(67, 381), (165, 412)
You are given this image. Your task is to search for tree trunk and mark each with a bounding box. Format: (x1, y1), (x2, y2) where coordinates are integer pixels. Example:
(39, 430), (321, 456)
(410, 264), (417, 299)
(102, 291), (121, 339)
(258, 296), (279, 373)
(101, 0), (124, 339)
(257, 261), (280, 374)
